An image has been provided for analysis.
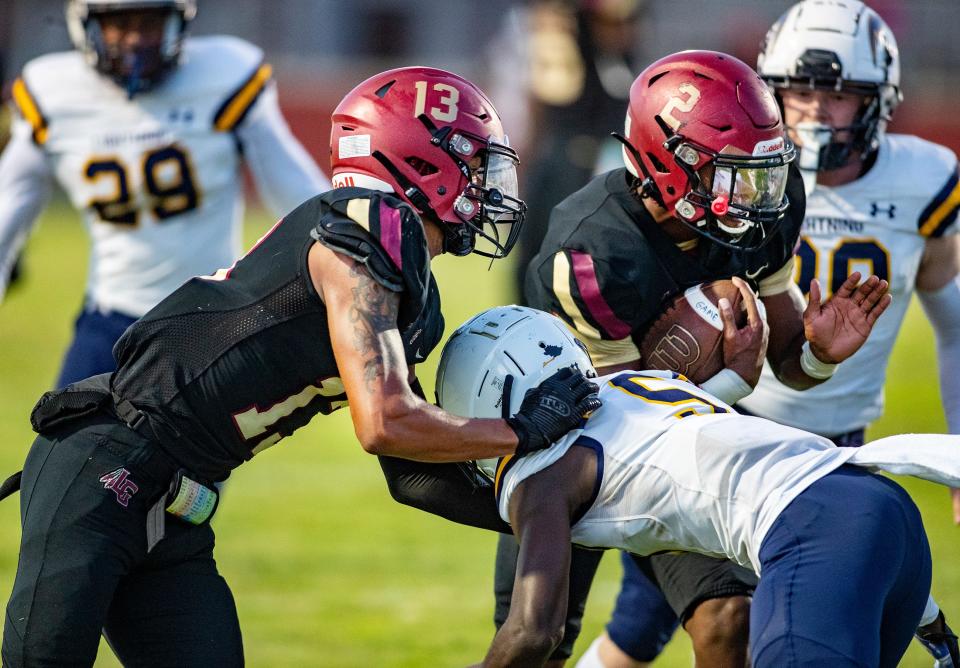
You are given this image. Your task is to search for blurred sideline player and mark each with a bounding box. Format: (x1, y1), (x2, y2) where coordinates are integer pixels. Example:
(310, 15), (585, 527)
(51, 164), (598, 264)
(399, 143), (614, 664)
(437, 305), (960, 668)
(583, 3), (960, 667)
(0, 0), (329, 388)
(495, 49), (891, 668)
(1, 66), (600, 665)
(485, 0), (645, 299)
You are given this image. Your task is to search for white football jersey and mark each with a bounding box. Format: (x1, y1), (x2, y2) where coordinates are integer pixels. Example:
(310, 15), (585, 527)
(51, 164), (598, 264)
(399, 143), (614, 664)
(0, 35), (327, 316)
(496, 371), (858, 572)
(740, 134), (960, 434)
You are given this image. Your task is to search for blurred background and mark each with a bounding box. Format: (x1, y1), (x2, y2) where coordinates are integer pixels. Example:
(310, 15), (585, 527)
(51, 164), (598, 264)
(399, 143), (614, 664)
(3, 0), (959, 297)
(0, 1), (958, 666)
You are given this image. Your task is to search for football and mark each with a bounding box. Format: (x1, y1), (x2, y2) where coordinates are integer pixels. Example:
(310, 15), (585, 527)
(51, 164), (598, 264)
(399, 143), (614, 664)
(639, 280), (748, 383)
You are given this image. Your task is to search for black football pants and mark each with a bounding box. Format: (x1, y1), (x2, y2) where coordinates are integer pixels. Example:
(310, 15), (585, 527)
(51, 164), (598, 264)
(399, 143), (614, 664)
(3, 414), (242, 667)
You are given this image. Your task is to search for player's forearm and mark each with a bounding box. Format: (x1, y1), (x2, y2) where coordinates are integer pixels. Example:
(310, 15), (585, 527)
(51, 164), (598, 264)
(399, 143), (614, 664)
(236, 84), (329, 216)
(769, 333), (829, 390)
(0, 126), (52, 299)
(377, 455), (512, 533)
(354, 392), (519, 462)
(763, 289), (828, 390)
(919, 278), (960, 434)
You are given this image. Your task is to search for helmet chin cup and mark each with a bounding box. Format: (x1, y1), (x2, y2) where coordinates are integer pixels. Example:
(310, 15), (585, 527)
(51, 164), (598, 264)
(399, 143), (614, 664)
(795, 122), (832, 171)
(711, 195), (729, 216)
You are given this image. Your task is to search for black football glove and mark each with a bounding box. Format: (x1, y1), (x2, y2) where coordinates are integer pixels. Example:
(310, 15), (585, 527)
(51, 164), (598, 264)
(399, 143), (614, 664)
(506, 367), (601, 457)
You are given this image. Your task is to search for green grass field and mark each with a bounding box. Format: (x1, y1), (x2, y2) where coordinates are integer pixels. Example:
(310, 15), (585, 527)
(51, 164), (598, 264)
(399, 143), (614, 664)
(0, 204), (956, 666)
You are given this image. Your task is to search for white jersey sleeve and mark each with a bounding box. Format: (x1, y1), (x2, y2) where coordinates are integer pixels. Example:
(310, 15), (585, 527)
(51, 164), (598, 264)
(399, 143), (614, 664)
(497, 372), (960, 573)
(0, 116), (54, 301)
(741, 134), (960, 434)
(234, 82), (329, 218)
(497, 371), (857, 572)
(12, 36), (325, 317)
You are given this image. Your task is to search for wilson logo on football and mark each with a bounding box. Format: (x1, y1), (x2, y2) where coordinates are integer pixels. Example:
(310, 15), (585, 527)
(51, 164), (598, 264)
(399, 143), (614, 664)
(648, 325), (702, 375)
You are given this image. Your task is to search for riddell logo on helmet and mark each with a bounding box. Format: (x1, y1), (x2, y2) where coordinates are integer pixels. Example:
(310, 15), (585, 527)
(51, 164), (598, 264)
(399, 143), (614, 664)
(753, 138), (785, 155)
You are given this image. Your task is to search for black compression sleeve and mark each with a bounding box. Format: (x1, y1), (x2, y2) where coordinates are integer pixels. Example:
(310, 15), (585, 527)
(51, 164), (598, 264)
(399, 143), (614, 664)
(377, 455), (512, 534)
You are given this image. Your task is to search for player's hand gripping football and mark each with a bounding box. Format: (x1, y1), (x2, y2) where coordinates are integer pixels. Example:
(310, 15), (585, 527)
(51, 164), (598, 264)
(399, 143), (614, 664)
(718, 276), (769, 387)
(804, 272), (891, 364)
(507, 367), (602, 457)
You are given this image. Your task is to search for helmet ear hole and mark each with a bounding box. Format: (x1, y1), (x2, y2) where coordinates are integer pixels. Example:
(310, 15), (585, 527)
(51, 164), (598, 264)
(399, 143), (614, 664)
(405, 156), (439, 176)
(647, 152), (669, 174)
(374, 81), (395, 98)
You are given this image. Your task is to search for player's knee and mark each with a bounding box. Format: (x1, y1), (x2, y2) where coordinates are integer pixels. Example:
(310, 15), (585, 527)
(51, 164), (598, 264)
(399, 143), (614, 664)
(685, 595), (751, 655)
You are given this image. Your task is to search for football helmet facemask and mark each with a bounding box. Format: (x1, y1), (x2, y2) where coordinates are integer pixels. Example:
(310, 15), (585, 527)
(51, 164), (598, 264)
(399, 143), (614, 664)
(758, 0), (901, 173)
(66, 0), (196, 97)
(436, 305), (595, 479)
(330, 67), (526, 259)
(618, 50), (796, 250)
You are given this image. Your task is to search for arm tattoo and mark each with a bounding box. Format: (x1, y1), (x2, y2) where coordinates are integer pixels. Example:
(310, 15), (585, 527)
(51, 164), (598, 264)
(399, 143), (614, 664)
(346, 262), (400, 391)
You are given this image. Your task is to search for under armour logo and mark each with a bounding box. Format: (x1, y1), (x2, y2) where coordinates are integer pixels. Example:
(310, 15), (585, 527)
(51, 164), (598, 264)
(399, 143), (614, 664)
(870, 202), (896, 219)
(100, 468), (139, 507)
(167, 107), (195, 124)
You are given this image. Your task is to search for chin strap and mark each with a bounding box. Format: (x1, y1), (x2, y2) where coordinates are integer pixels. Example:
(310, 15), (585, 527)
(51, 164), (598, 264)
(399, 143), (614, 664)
(611, 132), (666, 209)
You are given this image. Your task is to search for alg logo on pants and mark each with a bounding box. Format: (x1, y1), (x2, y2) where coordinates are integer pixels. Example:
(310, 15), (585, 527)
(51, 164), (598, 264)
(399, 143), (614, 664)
(99, 468), (139, 507)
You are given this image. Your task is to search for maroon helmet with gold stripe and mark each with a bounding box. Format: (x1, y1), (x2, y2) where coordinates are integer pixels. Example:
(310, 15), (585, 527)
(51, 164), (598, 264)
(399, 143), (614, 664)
(330, 67), (526, 258)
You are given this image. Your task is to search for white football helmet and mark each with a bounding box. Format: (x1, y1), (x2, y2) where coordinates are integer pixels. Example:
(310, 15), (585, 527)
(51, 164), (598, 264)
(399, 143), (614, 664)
(436, 305), (595, 478)
(66, 0), (197, 96)
(757, 0), (901, 173)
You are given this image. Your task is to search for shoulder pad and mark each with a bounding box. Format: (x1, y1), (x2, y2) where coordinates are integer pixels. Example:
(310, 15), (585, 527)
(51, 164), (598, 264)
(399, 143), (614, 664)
(179, 36), (271, 132)
(185, 35), (264, 71)
(310, 188), (428, 293)
(15, 52), (89, 145)
(889, 135), (960, 238)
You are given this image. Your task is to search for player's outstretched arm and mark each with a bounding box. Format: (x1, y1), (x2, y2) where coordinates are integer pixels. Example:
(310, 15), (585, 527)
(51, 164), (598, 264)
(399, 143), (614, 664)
(0, 120), (54, 302)
(311, 242), (599, 462)
(480, 447), (597, 667)
(762, 273), (890, 390)
(762, 281), (819, 389)
(235, 83), (331, 218)
(917, 234), (960, 525)
(805, 273), (891, 363)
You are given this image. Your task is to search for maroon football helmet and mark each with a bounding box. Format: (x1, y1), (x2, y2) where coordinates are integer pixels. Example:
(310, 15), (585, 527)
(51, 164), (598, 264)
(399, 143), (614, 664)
(619, 50), (796, 248)
(330, 66), (525, 258)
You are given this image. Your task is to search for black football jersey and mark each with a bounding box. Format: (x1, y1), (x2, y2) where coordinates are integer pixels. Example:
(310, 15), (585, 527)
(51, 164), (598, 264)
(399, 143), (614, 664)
(524, 166), (805, 368)
(112, 188), (443, 480)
